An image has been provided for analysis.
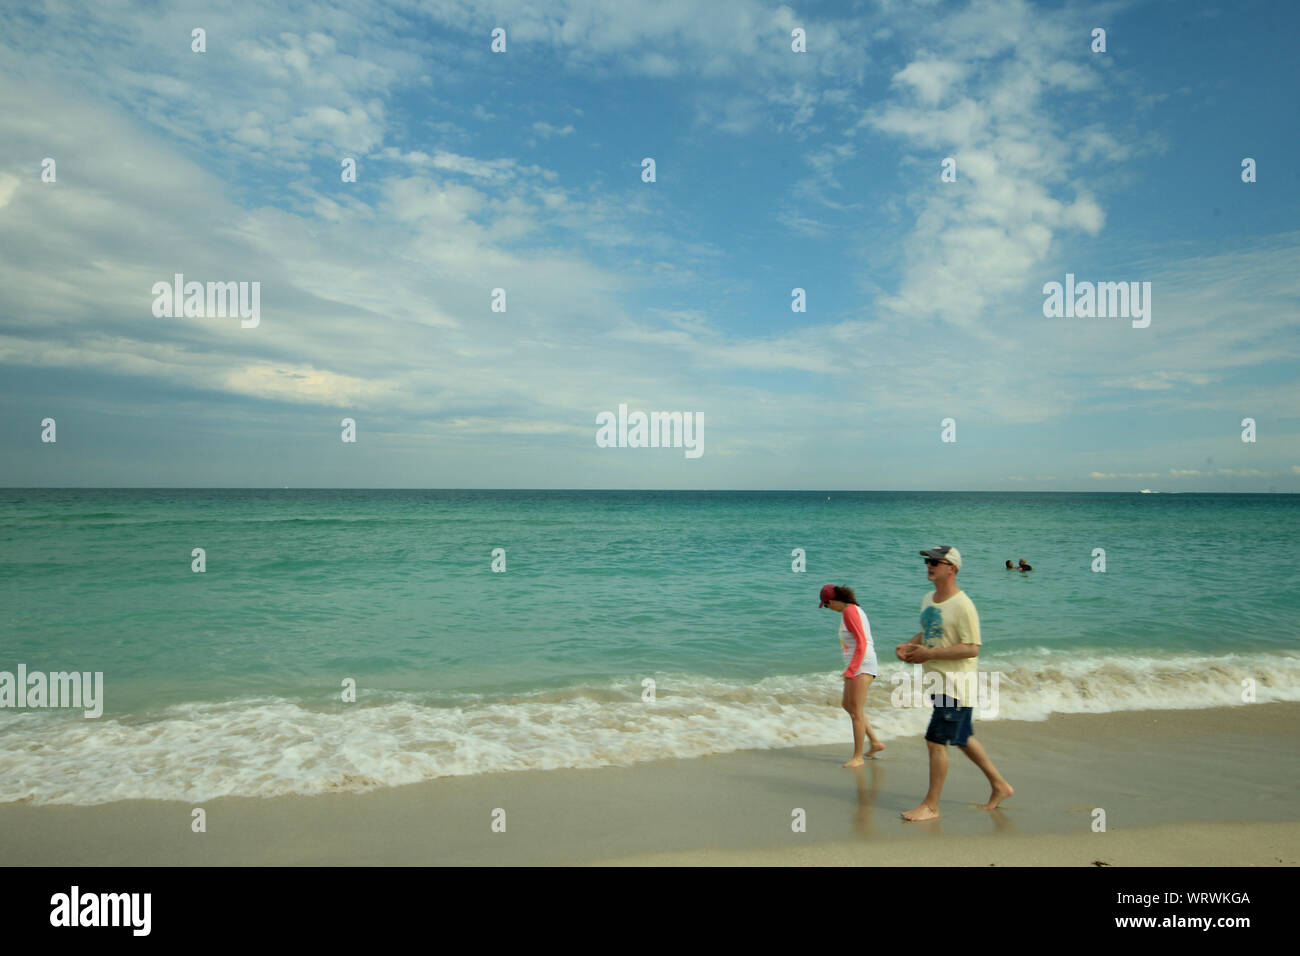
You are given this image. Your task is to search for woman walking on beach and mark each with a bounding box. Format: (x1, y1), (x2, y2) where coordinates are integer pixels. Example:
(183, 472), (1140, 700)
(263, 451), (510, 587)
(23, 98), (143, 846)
(819, 584), (885, 766)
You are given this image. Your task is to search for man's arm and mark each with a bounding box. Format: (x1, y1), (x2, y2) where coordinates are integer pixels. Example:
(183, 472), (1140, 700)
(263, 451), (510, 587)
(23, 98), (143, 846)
(922, 643), (979, 660)
(902, 641), (978, 662)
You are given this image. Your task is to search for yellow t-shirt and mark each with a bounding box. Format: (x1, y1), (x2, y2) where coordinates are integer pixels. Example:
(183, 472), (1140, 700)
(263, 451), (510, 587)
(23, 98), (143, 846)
(919, 590), (981, 703)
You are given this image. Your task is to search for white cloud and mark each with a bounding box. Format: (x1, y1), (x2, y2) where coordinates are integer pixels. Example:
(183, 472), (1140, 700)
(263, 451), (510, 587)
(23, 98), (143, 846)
(532, 121), (575, 138)
(0, 172), (19, 210)
(863, 0), (1113, 333)
(891, 59), (966, 106)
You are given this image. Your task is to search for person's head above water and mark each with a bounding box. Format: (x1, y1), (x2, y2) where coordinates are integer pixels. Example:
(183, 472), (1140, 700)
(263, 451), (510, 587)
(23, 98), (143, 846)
(818, 583), (858, 610)
(1006, 560), (1014, 569)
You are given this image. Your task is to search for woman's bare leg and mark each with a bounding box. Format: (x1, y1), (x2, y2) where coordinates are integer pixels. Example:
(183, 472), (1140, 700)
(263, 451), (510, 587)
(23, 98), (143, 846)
(842, 674), (884, 767)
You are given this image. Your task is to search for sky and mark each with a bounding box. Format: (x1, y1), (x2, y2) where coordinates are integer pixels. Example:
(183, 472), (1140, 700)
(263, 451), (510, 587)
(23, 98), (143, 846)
(0, 0), (1296, 491)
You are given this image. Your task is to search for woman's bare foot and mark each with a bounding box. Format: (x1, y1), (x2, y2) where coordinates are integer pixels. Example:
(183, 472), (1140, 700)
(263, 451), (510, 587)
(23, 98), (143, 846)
(978, 783), (1014, 810)
(843, 756), (865, 768)
(901, 803), (940, 821)
(868, 741), (886, 756)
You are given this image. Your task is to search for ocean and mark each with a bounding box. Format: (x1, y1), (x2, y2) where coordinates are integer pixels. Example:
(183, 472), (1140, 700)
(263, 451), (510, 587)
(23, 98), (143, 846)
(2, 489), (1297, 805)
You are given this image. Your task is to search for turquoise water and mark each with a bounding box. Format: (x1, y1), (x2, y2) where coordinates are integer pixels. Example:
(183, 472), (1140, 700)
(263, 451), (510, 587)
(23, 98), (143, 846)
(2, 489), (1298, 804)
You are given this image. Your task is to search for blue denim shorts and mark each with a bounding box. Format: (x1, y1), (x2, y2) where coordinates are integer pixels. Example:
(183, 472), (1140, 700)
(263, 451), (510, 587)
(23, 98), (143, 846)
(926, 695), (974, 746)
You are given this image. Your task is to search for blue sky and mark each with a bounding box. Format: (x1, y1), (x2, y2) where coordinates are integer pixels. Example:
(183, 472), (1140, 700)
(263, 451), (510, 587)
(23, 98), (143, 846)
(0, 0), (1296, 490)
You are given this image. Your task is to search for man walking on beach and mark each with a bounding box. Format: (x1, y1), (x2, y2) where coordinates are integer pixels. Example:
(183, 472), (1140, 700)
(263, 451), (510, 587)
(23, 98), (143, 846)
(896, 546), (1013, 821)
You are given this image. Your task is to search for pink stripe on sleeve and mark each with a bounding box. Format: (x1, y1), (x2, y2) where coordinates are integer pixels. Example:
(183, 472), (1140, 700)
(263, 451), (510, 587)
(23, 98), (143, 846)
(842, 606), (868, 677)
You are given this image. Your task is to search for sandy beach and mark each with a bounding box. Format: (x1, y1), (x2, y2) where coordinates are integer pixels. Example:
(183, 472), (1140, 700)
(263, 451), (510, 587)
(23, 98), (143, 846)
(2, 702), (1297, 866)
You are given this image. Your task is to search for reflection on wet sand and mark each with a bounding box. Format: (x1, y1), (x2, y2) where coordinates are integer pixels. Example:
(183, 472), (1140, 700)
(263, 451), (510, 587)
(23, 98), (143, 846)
(849, 761), (883, 837)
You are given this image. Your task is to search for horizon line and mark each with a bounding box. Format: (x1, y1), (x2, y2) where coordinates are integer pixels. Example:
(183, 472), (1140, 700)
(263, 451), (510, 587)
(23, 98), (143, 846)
(2, 487), (1297, 495)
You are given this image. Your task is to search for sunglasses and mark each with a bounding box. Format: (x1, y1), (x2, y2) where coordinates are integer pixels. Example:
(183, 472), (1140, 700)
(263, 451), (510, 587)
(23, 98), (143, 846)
(924, 558), (951, 567)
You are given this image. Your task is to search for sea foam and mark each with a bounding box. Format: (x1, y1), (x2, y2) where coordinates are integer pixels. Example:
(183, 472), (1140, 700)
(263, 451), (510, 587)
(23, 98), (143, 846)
(2, 649), (1296, 805)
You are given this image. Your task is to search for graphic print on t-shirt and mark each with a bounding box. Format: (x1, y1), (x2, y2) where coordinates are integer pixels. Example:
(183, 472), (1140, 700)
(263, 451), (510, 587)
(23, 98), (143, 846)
(921, 605), (944, 646)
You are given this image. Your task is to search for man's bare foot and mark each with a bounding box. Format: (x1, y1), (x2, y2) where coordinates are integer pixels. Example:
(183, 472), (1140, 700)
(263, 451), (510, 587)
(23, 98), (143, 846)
(979, 783), (1014, 810)
(843, 756), (865, 768)
(901, 804), (940, 822)
(868, 742), (886, 756)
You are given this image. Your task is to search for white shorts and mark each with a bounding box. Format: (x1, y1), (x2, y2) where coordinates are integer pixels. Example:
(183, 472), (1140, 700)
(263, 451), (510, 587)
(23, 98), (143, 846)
(843, 647), (878, 678)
